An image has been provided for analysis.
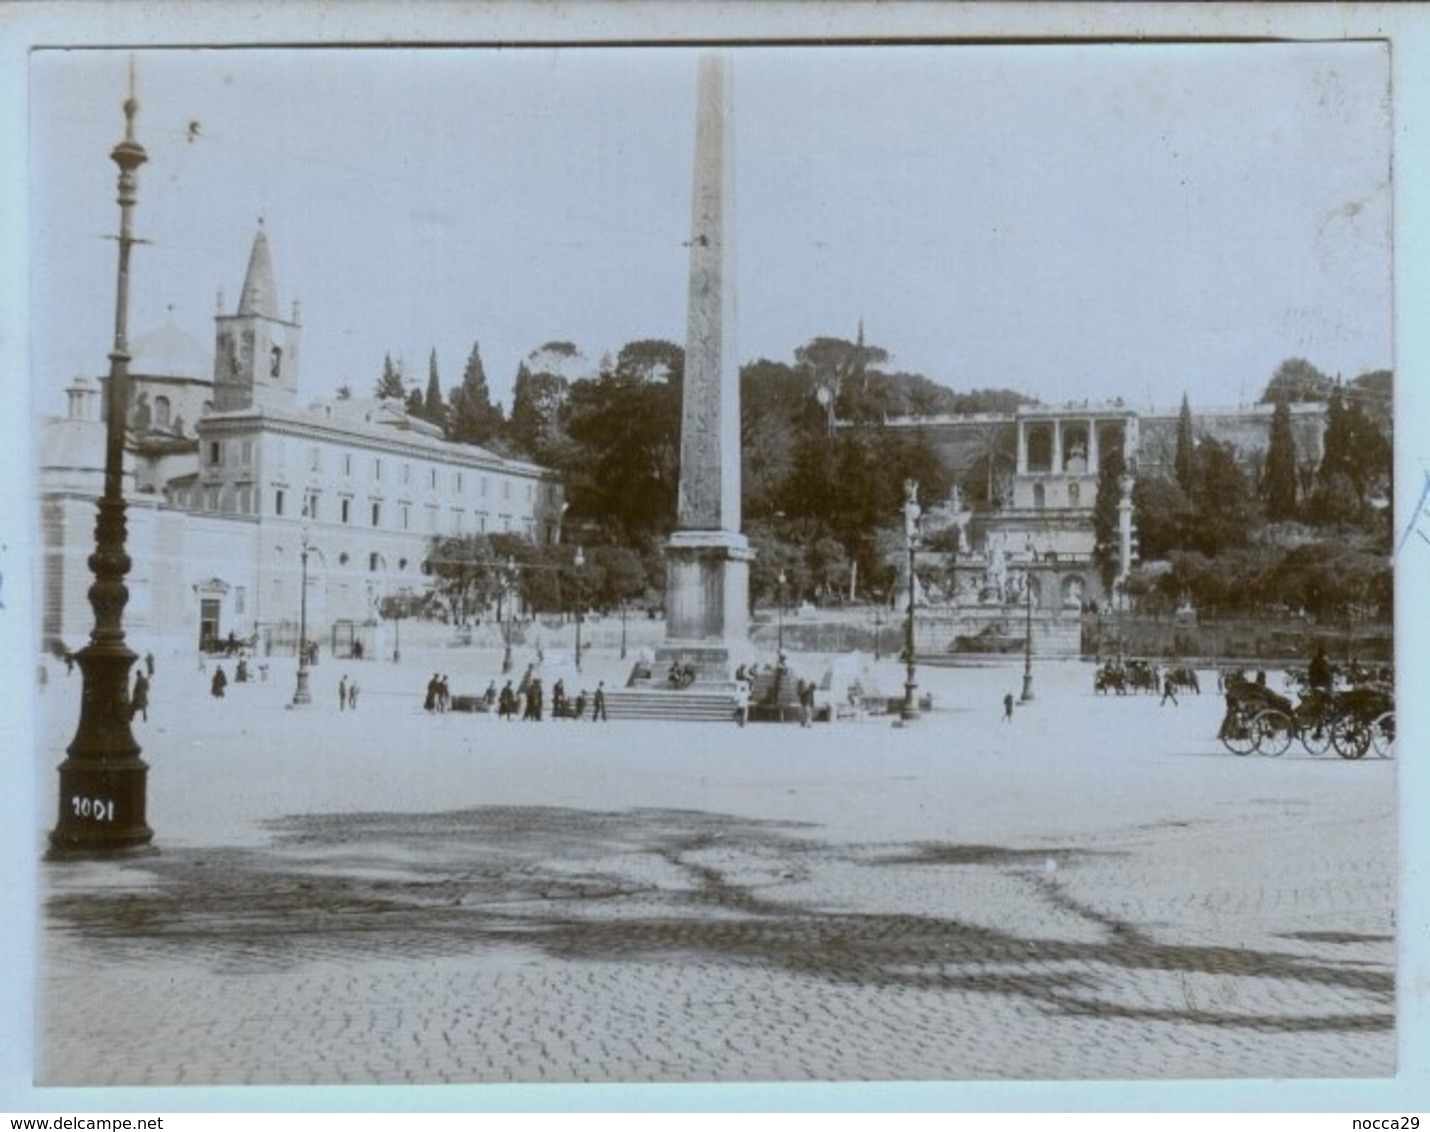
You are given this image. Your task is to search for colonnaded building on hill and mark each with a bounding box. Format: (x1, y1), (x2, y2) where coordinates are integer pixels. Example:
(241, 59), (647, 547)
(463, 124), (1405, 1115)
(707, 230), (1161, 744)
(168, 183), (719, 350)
(39, 223), (565, 656)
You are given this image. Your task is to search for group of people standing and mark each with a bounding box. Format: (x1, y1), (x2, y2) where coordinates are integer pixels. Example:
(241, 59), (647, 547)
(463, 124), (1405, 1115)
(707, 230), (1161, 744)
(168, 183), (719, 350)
(424, 673), (451, 712)
(338, 673), (360, 710)
(495, 675), (608, 721)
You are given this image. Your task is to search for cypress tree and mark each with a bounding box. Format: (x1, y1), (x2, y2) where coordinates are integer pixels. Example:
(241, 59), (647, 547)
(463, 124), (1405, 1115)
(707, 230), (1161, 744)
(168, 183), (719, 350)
(424, 348), (445, 425)
(1264, 398), (1298, 520)
(1173, 393), (1195, 497)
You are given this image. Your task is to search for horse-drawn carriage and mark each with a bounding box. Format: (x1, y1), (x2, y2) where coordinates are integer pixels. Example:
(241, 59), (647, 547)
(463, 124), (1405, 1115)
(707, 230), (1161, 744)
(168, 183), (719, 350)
(1218, 671), (1393, 759)
(1093, 658), (1160, 695)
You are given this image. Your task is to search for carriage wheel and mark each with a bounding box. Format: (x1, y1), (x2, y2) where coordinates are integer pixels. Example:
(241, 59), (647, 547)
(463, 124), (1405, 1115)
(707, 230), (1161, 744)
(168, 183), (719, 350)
(1220, 716), (1258, 756)
(1253, 710), (1293, 757)
(1331, 714), (1370, 760)
(1370, 712), (1395, 759)
(1299, 714), (1334, 756)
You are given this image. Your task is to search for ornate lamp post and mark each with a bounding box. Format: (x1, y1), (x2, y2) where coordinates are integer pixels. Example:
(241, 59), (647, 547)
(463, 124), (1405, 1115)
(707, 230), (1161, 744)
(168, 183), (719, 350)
(1020, 569), (1036, 703)
(902, 479), (922, 723)
(291, 531), (313, 706)
(391, 585), (411, 663)
(619, 599), (628, 661)
(49, 67), (155, 858)
(573, 545), (585, 672)
(777, 570), (787, 654)
(873, 599), (883, 662)
(502, 556), (516, 675)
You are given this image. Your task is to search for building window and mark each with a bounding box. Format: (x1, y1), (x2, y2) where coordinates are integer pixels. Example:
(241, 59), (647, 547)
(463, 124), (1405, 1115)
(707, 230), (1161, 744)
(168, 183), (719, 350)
(371, 502), (381, 527)
(527, 483), (534, 501)
(1068, 482), (1081, 508)
(303, 491), (320, 519)
(344, 454), (352, 476)
(374, 458), (383, 481)
(502, 479), (510, 500)
(309, 446), (321, 472)
(341, 498), (351, 524)
(403, 463), (411, 485)
(154, 396), (171, 428)
(241, 439), (254, 465)
(430, 468), (437, 489)
(369, 552), (380, 572)
(456, 472), (463, 493)
(401, 504), (410, 530)
(1033, 483), (1046, 510)
(274, 488), (285, 516)
(479, 513), (487, 533)
(208, 441), (221, 465)
(481, 476), (488, 497)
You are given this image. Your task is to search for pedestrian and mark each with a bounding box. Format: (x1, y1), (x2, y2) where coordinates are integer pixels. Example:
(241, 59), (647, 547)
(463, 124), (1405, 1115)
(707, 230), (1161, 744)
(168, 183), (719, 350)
(348, 679), (359, 710)
(439, 675), (451, 712)
(1160, 674), (1178, 707)
(733, 678), (749, 727)
(798, 679), (814, 727)
(424, 674), (439, 712)
(131, 670), (150, 721)
(1003, 692), (1014, 722)
(592, 681), (607, 722)
(339, 674), (348, 711)
(211, 665), (227, 699)
(499, 680), (516, 719)
(144, 651), (155, 678)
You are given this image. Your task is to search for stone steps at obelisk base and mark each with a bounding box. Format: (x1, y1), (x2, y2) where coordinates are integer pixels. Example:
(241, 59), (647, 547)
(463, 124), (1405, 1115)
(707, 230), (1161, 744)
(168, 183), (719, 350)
(603, 687), (739, 722)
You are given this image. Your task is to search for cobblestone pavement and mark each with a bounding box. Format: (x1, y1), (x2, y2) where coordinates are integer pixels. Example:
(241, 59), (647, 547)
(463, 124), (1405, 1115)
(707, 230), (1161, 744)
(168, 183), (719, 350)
(34, 657), (1396, 1085)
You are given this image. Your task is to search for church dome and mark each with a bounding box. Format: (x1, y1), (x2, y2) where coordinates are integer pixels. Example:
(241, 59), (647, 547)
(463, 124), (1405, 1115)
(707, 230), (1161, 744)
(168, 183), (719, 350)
(130, 320), (212, 378)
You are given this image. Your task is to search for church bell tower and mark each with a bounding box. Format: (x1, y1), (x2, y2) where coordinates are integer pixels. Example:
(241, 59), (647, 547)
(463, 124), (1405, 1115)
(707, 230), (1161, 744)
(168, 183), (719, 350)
(213, 219), (302, 410)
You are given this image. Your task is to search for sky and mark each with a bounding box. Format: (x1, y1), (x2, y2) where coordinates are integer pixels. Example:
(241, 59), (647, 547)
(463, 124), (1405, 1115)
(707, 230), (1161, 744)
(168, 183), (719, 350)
(28, 42), (1392, 417)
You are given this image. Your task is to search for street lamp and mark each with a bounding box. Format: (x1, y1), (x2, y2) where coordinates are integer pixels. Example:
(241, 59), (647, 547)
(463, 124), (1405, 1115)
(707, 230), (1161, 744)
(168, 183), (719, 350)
(777, 570), (787, 653)
(49, 66), (154, 858)
(573, 545), (585, 672)
(502, 555), (516, 675)
(873, 599), (884, 662)
(902, 480), (921, 723)
(391, 585), (411, 663)
(291, 532), (313, 706)
(1020, 569), (1036, 703)
(619, 599), (628, 661)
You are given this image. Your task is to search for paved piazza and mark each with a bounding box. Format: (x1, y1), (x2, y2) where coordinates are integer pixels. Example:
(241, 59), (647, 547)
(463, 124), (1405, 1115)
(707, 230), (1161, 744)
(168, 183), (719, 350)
(32, 649), (1395, 1085)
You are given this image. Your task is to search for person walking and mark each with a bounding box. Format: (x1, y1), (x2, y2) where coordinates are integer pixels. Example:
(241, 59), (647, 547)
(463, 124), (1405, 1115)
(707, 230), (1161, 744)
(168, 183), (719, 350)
(339, 674), (348, 711)
(211, 665), (227, 699)
(348, 679), (359, 710)
(592, 681), (607, 722)
(424, 674), (439, 713)
(1160, 673), (1178, 707)
(144, 651), (155, 678)
(733, 678), (749, 728)
(1003, 692), (1014, 722)
(131, 670), (150, 722)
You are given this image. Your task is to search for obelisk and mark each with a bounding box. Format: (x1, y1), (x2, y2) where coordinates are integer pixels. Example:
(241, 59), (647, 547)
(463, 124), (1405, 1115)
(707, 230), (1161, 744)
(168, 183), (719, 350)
(660, 54), (753, 679)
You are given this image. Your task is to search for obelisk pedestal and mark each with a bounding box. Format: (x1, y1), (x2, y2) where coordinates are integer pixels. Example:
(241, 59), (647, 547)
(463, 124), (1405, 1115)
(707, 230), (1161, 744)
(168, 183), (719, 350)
(658, 54), (753, 682)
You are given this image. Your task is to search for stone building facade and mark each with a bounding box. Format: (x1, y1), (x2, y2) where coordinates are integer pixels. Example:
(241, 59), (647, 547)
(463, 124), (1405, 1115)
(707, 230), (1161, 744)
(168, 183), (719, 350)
(40, 223), (562, 655)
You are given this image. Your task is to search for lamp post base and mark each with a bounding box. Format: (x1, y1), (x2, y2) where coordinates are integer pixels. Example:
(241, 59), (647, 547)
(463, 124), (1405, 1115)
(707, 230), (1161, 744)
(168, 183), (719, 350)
(291, 666), (312, 707)
(1020, 670), (1035, 702)
(902, 679), (920, 722)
